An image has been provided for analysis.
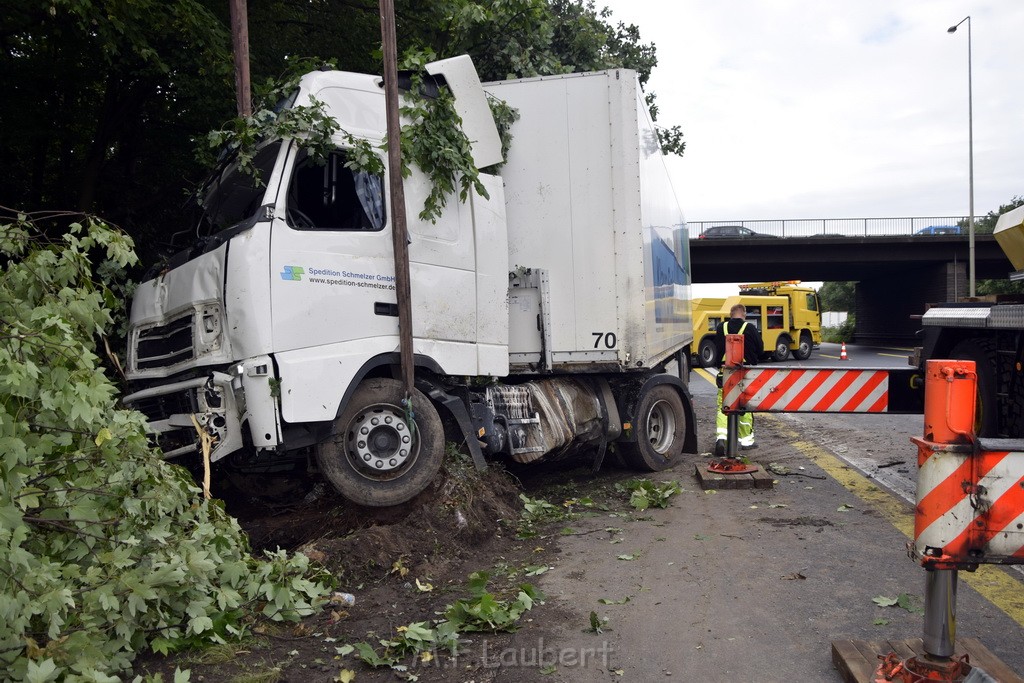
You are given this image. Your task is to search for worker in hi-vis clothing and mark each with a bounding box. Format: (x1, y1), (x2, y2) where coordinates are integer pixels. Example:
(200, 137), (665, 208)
(715, 303), (764, 456)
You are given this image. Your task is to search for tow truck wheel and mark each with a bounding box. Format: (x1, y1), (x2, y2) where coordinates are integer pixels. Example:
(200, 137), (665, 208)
(772, 336), (791, 362)
(697, 338), (717, 368)
(793, 332), (813, 360)
(316, 378), (443, 507)
(621, 385), (687, 471)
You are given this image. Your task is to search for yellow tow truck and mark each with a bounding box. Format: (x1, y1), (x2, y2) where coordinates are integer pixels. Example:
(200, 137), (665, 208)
(691, 281), (822, 367)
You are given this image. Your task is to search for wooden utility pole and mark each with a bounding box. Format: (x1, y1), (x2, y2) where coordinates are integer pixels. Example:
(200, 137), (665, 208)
(378, 0), (416, 396)
(229, 0), (252, 117)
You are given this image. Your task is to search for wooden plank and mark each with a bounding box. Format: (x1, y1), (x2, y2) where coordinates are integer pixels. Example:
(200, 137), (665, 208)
(960, 637), (1024, 683)
(751, 466), (775, 489)
(832, 638), (1024, 683)
(853, 640), (887, 676)
(904, 637), (926, 656)
(694, 468), (750, 489)
(885, 638), (919, 663)
(693, 464), (771, 490)
(831, 640), (878, 683)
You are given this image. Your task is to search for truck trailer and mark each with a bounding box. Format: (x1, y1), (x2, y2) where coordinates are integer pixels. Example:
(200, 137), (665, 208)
(123, 56), (697, 507)
(914, 205), (1024, 438)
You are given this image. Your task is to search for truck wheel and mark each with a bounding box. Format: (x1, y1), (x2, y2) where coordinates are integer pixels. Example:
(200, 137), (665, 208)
(316, 378), (443, 507)
(621, 385), (687, 471)
(697, 338), (718, 368)
(772, 336), (791, 362)
(949, 339), (999, 437)
(793, 332), (813, 361)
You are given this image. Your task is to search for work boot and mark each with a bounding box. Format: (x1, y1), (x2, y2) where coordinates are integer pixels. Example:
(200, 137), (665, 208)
(740, 443), (758, 451)
(714, 440), (725, 457)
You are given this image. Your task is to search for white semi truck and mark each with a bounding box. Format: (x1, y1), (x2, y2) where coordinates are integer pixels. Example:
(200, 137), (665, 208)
(123, 56), (696, 506)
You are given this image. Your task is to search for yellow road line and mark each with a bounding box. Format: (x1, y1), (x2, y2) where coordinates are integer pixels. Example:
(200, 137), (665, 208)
(767, 416), (1024, 628)
(691, 370), (1024, 627)
(694, 367), (717, 384)
(820, 354), (840, 359)
(878, 352), (909, 359)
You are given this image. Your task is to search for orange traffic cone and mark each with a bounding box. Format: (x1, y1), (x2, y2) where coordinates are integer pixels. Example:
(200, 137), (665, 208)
(840, 342), (848, 361)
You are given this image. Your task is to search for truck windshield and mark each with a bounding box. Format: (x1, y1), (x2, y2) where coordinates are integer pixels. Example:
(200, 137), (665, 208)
(201, 141), (282, 234)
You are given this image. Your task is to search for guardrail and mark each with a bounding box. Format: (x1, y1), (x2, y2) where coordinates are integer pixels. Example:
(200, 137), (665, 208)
(689, 216), (968, 239)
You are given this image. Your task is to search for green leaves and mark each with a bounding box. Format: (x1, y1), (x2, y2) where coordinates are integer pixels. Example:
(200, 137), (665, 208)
(872, 593), (924, 614)
(395, 51), (491, 224)
(614, 478), (683, 510)
(0, 216), (332, 680)
(598, 596), (630, 605)
(443, 572), (544, 633)
(347, 572), (542, 676)
(586, 611), (610, 634)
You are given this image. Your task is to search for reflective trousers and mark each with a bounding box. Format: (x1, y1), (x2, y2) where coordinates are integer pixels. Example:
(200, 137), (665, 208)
(716, 387), (754, 447)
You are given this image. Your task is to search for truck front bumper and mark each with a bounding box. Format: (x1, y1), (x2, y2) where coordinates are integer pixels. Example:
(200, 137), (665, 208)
(123, 372), (243, 461)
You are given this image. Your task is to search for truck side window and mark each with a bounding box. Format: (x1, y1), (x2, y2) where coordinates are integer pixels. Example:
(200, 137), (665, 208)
(806, 293), (818, 312)
(287, 149), (385, 231)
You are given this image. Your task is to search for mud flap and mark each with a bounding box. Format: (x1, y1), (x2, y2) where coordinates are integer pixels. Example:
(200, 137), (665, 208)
(421, 384), (488, 471)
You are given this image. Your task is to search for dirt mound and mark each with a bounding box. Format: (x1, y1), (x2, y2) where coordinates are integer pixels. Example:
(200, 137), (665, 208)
(236, 455), (523, 586)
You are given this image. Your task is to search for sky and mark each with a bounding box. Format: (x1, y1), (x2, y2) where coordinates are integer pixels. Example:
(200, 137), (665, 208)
(598, 0), (1024, 297)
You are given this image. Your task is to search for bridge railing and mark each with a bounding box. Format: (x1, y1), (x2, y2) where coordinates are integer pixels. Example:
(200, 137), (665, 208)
(688, 217), (967, 239)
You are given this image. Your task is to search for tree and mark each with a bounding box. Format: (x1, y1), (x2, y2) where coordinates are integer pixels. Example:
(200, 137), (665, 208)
(959, 195), (1024, 235)
(1, 0), (684, 265)
(973, 195), (1024, 295)
(0, 212), (331, 679)
(0, 0), (232, 257)
(818, 281), (856, 311)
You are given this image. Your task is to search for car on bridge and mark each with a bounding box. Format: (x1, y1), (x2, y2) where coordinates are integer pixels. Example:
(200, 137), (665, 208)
(697, 225), (779, 239)
(915, 225), (962, 235)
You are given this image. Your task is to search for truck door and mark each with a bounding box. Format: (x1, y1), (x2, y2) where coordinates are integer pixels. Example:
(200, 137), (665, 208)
(269, 142), (487, 367)
(792, 291), (821, 335)
(270, 145), (400, 356)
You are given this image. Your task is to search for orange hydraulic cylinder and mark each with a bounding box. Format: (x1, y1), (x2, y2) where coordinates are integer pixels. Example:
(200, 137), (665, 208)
(922, 360), (977, 445)
(724, 334), (745, 368)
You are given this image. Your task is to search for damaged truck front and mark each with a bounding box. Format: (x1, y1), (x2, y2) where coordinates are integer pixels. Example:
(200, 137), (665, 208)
(124, 56), (697, 507)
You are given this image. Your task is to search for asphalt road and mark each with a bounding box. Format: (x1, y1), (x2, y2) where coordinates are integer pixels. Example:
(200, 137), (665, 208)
(774, 341), (921, 502)
(508, 343), (1024, 682)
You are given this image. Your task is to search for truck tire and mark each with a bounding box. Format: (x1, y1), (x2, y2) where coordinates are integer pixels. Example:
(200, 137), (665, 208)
(772, 336), (791, 362)
(621, 385), (687, 471)
(316, 378), (444, 507)
(793, 332), (813, 361)
(949, 339), (998, 437)
(697, 337), (718, 368)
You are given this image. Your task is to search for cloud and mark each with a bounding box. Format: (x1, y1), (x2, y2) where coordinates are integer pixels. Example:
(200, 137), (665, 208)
(602, 0), (1024, 221)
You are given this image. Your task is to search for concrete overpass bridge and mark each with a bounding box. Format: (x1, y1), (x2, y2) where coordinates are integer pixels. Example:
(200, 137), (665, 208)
(686, 221), (1012, 345)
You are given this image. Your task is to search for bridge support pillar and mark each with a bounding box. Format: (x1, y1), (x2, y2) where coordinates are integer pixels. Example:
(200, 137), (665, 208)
(854, 261), (966, 346)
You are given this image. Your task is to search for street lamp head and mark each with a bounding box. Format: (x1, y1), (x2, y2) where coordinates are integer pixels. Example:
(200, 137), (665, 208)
(947, 16), (970, 33)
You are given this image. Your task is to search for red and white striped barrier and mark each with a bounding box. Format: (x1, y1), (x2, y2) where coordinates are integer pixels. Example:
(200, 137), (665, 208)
(721, 367), (890, 413)
(912, 444), (1024, 568)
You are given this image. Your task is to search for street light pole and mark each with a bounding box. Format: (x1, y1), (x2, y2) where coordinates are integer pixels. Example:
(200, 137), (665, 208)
(948, 16), (975, 298)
